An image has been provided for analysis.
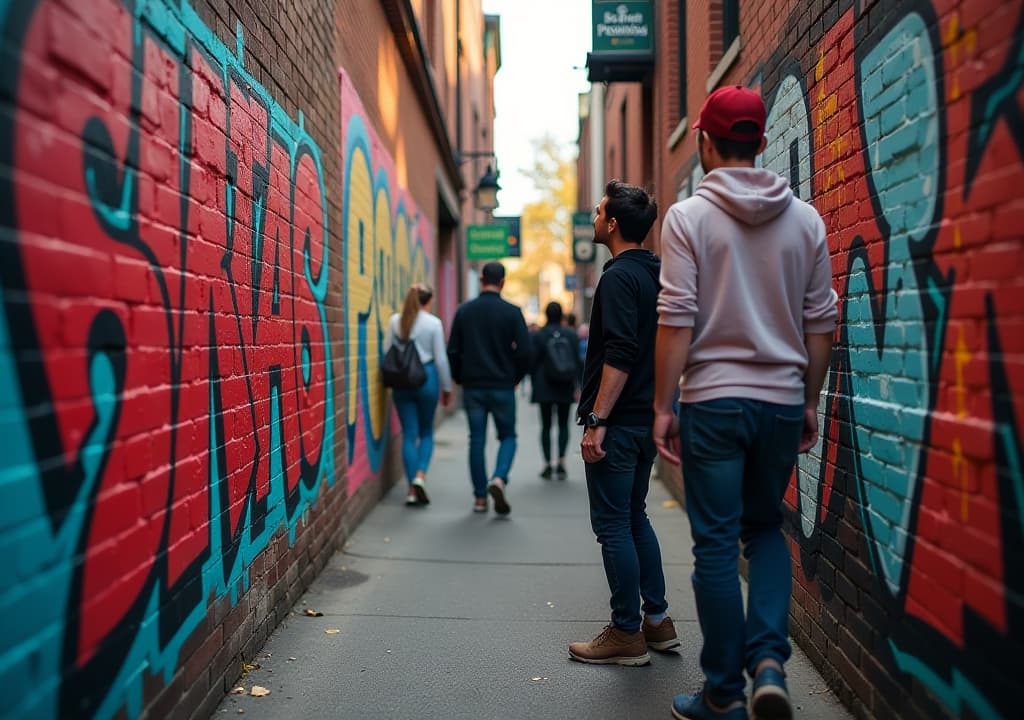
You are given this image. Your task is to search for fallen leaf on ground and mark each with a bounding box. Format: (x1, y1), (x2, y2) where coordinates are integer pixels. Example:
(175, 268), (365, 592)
(530, 677), (548, 682)
(229, 686), (245, 695)
(242, 662), (260, 673)
(250, 686), (271, 697)
(288, 657), (297, 662)
(304, 609), (324, 617)
(325, 629), (340, 635)
(661, 500), (678, 508)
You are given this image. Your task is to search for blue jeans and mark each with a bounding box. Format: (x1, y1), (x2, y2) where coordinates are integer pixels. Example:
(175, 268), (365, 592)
(463, 388), (517, 498)
(584, 425), (668, 634)
(679, 398), (803, 705)
(393, 363), (440, 484)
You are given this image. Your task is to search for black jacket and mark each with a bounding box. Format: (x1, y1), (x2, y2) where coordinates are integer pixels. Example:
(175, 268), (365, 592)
(578, 248), (661, 426)
(530, 324), (581, 405)
(447, 291), (532, 389)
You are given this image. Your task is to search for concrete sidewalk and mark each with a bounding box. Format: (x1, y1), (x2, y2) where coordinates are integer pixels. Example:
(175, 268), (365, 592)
(215, 402), (850, 719)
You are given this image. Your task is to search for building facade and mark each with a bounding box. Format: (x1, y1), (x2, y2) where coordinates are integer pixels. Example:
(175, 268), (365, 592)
(578, 1), (1024, 719)
(0, 0), (497, 717)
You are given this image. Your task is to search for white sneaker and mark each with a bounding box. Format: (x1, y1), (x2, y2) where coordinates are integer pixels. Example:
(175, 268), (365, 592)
(411, 477), (430, 505)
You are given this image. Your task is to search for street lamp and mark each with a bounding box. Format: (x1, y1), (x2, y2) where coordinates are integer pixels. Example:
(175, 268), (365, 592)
(458, 150), (501, 213)
(473, 164), (501, 213)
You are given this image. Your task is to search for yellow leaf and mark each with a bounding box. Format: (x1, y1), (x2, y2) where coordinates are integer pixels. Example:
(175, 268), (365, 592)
(229, 686), (245, 695)
(249, 685), (271, 697)
(661, 500), (678, 509)
(304, 609), (324, 617)
(325, 629), (340, 635)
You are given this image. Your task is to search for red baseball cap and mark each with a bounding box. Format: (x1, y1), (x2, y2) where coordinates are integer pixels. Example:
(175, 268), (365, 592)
(692, 85), (767, 141)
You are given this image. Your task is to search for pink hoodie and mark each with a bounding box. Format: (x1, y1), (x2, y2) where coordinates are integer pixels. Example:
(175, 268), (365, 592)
(658, 167), (838, 405)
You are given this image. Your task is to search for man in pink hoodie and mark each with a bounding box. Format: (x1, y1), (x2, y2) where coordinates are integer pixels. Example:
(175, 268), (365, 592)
(653, 86), (837, 720)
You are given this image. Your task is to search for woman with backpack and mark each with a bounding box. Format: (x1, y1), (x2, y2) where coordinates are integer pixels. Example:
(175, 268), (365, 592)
(530, 301), (581, 479)
(384, 283), (452, 505)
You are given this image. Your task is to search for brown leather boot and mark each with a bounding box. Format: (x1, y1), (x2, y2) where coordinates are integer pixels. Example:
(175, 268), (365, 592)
(568, 625), (651, 666)
(642, 615), (681, 651)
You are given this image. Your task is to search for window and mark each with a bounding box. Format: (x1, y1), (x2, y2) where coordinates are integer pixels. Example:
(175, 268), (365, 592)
(678, 0), (687, 119)
(723, 0), (739, 51)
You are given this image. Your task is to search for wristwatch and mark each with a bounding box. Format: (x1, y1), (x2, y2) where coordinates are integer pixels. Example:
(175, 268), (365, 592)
(584, 412), (607, 429)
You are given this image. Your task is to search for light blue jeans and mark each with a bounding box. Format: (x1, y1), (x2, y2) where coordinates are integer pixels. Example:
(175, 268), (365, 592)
(679, 398), (804, 705)
(392, 363), (440, 484)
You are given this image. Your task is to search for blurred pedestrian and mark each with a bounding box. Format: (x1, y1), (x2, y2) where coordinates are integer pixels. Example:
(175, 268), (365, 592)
(653, 86), (837, 720)
(568, 180), (678, 666)
(530, 301), (580, 480)
(384, 283), (453, 506)
(447, 262), (532, 514)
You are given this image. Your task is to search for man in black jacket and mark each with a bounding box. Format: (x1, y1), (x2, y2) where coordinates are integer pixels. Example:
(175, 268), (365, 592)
(568, 180), (678, 666)
(447, 262), (531, 514)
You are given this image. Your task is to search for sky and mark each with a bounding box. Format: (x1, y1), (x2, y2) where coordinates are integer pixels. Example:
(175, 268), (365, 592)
(481, 0), (592, 215)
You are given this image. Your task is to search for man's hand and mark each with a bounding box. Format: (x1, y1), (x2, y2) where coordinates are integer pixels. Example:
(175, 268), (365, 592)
(581, 426), (607, 464)
(441, 390), (452, 408)
(799, 405), (819, 453)
(653, 410), (681, 465)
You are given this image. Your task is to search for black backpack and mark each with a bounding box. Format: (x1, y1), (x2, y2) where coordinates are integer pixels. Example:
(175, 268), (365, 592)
(381, 338), (427, 389)
(543, 330), (576, 383)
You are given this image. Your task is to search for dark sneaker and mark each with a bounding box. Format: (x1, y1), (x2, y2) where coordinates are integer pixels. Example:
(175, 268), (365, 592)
(405, 489), (420, 506)
(411, 477), (430, 505)
(540, 466), (553, 480)
(671, 689), (748, 720)
(473, 497), (487, 513)
(751, 666), (791, 720)
(642, 615), (681, 651)
(488, 478), (510, 515)
(568, 625), (650, 666)
(555, 463), (567, 479)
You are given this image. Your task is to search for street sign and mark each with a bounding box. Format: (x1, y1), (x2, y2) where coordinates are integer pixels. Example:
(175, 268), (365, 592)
(467, 224), (510, 260)
(572, 211), (596, 263)
(493, 215), (522, 257)
(565, 273), (578, 291)
(592, 1), (653, 55)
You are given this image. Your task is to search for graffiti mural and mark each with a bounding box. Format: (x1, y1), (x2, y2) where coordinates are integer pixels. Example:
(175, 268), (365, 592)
(341, 71), (432, 492)
(750, 0), (1024, 717)
(0, 1), (333, 718)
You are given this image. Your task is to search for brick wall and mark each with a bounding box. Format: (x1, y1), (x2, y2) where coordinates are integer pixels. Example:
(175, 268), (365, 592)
(650, 1), (1024, 718)
(0, 0), (470, 717)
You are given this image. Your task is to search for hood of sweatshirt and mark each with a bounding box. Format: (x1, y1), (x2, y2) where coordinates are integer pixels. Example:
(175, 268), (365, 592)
(602, 247), (661, 278)
(695, 167), (793, 226)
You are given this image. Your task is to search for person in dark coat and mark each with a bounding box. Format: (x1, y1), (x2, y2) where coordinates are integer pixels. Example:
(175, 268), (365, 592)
(530, 301), (581, 479)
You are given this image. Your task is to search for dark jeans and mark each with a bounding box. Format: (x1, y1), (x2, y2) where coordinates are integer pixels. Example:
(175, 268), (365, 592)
(538, 401), (571, 462)
(463, 388), (517, 498)
(584, 424), (668, 634)
(392, 363), (439, 484)
(679, 398), (803, 705)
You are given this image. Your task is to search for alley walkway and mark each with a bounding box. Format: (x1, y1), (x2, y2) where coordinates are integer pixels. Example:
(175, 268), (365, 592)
(215, 401), (851, 719)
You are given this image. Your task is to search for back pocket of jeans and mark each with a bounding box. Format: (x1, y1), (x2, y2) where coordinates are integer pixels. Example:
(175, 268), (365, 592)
(769, 412), (803, 467)
(686, 404), (743, 460)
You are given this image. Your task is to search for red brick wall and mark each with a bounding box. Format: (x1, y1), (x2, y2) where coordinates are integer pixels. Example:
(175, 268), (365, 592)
(0, 0), (473, 718)
(650, 1), (1024, 718)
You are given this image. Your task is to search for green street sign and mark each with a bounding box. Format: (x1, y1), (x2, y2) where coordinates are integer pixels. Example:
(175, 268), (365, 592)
(467, 224), (510, 260)
(572, 211), (596, 263)
(592, 1), (653, 55)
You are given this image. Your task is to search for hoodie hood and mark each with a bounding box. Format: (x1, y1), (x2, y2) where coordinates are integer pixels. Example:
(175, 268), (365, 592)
(695, 167), (793, 225)
(602, 247), (661, 278)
